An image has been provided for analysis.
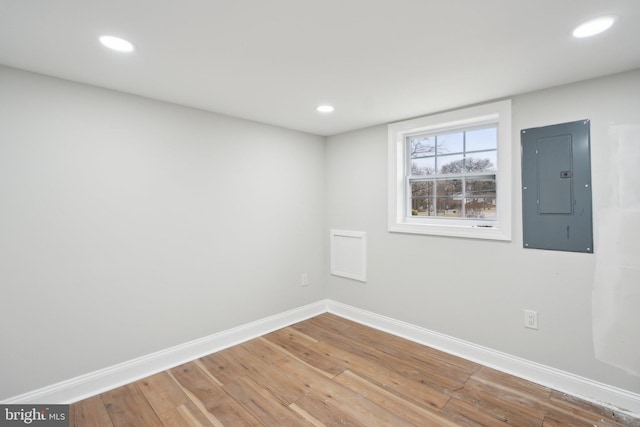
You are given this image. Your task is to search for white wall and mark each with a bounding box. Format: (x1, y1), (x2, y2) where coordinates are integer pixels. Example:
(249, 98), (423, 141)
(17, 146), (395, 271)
(326, 69), (640, 394)
(0, 66), (326, 400)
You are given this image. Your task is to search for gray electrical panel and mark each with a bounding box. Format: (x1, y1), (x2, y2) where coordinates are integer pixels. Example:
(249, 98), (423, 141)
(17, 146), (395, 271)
(521, 120), (593, 253)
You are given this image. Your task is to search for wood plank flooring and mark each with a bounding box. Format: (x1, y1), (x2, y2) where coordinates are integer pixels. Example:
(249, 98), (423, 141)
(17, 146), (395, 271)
(70, 313), (640, 426)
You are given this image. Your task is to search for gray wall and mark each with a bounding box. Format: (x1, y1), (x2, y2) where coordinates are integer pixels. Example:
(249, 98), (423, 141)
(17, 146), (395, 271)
(0, 66), (326, 400)
(326, 69), (640, 393)
(2, 63), (639, 402)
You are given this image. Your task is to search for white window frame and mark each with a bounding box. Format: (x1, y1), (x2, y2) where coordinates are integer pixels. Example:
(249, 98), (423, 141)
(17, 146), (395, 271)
(388, 100), (512, 241)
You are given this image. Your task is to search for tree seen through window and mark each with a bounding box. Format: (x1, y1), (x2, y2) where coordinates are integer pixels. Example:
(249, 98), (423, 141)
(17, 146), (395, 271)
(408, 126), (497, 220)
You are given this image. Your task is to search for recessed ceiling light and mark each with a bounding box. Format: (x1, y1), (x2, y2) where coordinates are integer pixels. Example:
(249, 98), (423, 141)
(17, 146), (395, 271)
(99, 35), (135, 52)
(572, 16), (616, 38)
(317, 105), (335, 113)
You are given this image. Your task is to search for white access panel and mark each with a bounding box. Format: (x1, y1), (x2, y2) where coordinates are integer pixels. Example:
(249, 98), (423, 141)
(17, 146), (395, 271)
(330, 230), (367, 282)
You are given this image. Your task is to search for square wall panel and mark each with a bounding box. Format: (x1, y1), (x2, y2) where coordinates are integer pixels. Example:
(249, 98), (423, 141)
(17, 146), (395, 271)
(330, 230), (367, 282)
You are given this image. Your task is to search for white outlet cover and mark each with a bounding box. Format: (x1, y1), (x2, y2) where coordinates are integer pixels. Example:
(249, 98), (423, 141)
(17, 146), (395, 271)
(524, 309), (538, 329)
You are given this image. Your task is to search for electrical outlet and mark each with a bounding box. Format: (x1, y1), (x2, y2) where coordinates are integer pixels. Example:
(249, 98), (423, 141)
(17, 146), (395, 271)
(524, 309), (538, 329)
(301, 273), (309, 287)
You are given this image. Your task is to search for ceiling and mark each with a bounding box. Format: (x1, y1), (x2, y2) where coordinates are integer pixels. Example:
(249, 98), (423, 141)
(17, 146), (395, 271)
(1, 1), (639, 136)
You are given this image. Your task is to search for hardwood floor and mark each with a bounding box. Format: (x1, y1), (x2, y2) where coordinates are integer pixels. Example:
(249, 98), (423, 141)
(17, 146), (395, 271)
(70, 313), (640, 426)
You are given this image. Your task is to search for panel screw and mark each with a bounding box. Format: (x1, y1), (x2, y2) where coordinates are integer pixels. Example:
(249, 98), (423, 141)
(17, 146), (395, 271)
(585, 184), (589, 187)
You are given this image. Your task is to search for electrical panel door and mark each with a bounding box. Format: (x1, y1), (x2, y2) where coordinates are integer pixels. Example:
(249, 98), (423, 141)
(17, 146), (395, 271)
(521, 120), (593, 253)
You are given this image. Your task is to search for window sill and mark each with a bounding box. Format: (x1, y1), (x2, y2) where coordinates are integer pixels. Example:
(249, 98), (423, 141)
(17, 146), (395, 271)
(388, 221), (511, 241)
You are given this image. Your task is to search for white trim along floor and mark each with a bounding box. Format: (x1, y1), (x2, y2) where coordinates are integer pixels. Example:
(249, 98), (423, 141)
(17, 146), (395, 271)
(3, 299), (639, 417)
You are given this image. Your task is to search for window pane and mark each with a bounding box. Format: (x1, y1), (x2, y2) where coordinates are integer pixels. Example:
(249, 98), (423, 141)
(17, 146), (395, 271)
(411, 181), (434, 216)
(465, 197), (496, 220)
(465, 151), (497, 172)
(438, 154), (465, 174)
(411, 181), (434, 197)
(411, 198), (435, 216)
(466, 127), (497, 152)
(436, 132), (463, 155)
(435, 178), (463, 215)
(435, 198), (462, 217)
(465, 176), (496, 219)
(410, 156), (435, 175)
(465, 176), (496, 197)
(409, 136), (435, 158)
(436, 179), (462, 196)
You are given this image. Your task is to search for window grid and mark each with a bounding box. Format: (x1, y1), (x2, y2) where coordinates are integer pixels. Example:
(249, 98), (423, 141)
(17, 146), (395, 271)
(407, 126), (497, 221)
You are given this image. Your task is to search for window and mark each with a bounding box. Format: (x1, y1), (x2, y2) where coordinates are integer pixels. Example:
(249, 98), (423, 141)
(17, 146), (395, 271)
(388, 100), (512, 240)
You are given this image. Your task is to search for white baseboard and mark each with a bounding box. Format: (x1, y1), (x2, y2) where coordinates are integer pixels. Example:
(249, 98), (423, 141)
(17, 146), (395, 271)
(1, 300), (329, 405)
(4, 298), (639, 417)
(327, 300), (640, 416)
